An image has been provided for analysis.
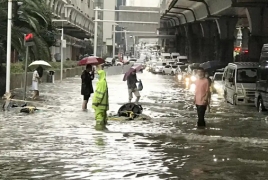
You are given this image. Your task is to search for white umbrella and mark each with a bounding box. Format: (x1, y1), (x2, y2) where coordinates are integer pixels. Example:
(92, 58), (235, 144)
(28, 60), (51, 68)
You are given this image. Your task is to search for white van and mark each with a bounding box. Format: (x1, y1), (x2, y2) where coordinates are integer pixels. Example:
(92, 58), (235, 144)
(160, 53), (171, 61)
(223, 62), (258, 105)
(171, 52), (180, 61)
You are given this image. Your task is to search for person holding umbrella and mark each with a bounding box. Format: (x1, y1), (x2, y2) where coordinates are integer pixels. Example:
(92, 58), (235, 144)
(123, 65), (142, 104)
(81, 64), (95, 110)
(92, 65), (109, 130)
(31, 66), (43, 100)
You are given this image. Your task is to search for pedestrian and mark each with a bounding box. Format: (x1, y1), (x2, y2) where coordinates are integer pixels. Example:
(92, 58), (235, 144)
(194, 67), (209, 127)
(31, 66), (43, 100)
(81, 64), (95, 110)
(127, 70), (141, 104)
(205, 72), (212, 112)
(92, 65), (109, 129)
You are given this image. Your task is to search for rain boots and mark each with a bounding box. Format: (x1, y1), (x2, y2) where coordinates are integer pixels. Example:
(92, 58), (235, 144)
(94, 109), (108, 131)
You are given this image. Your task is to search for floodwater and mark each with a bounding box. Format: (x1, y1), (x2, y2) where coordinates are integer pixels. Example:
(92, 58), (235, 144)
(1, 71), (268, 180)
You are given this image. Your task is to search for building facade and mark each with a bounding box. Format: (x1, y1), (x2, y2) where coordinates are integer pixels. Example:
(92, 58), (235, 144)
(47, 0), (95, 61)
(118, 6), (160, 52)
(115, 0), (126, 53)
(103, 0), (116, 56)
(94, 0), (117, 57)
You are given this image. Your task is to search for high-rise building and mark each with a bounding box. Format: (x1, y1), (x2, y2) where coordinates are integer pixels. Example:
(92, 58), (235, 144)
(94, 0), (117, 57)
(115, 0), (126, 52)
(126, 0), (160, 7)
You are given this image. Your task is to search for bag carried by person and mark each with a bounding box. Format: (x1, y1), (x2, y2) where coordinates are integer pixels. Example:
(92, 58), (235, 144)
(137, 80), (143, 91)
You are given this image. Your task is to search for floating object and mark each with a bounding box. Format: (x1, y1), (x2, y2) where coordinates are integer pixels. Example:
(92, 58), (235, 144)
(20, 106), (37, 114)
(117, 103), (143, 120)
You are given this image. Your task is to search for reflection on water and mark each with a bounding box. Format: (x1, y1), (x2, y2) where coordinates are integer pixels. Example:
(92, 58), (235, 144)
(0, 71), (268, 179)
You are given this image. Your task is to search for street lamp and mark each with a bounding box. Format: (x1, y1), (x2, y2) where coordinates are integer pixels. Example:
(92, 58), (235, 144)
(5, 0), (13, 93)
(129, 35), (136, 57)
(5, 1), (23, 94)
(52, 19), (67, 82)
(112, 23), (118, 58)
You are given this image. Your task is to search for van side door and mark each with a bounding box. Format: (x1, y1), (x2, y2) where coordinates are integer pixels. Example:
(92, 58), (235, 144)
(226, 68), (235, 100)
(257, 63), (268, 106)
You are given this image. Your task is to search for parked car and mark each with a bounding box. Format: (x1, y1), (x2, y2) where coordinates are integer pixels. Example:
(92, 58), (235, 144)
(223, 62), (258, 105)
(255, 44), (268, 112)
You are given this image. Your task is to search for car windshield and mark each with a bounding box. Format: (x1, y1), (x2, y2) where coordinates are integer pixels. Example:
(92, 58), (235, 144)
(164, 56), (171, 59)
(237, 68), (257, 83)
(180, 65), (188, 72)
(156, 63), (164, 66)
(214, 74), (223, 81)
(172, 56), (178, 59)
(172, 66), (178, 68)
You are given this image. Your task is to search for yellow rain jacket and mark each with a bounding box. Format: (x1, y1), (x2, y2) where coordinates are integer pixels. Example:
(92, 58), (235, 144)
(92, 70), (109, 111)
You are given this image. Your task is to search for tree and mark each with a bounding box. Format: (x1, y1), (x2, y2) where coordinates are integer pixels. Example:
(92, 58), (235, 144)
(0, 0), (57, 62)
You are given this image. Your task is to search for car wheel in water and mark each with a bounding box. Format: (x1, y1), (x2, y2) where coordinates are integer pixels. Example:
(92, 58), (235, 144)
(171, 71), (174, 76)
(224, 91), (228, 103)
(257, 98), (265, 112)
(232, 94), (237, 105)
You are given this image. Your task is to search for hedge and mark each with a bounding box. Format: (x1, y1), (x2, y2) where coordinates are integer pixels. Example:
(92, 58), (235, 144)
(8, 61), (78, 74)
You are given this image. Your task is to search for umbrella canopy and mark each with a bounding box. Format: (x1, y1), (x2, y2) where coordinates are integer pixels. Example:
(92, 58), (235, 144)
(200, 61), (226, 71)
(123, 65), (142, 81)
(77, 56), (105, 66)
(28, 60), (51, 68)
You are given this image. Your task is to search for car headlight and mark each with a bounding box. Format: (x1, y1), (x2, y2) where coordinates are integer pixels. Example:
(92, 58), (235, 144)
(178, 74), (182, 80)
(213, 83), (221, 89)
(185, 77), (190, 82)
(191, 76), (196, 82)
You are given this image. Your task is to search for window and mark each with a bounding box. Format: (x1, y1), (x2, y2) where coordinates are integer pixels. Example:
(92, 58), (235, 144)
(214, 73), (223, 81)
(236, 68), (257, 83)
(164, 56), (171, 59)
(257, 66), (268, 81)
(226, 68), (234, 79)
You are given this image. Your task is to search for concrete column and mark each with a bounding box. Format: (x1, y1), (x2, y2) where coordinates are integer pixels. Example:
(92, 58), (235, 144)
(241, 27), (249, 49)
(246, 7), (268, 62)
(178, 26), (187, 56)
(200, 21), (216, 62)
(188, 30), (199, 62)
(216, 17), (238, 63)
(187, 23), (203, 63)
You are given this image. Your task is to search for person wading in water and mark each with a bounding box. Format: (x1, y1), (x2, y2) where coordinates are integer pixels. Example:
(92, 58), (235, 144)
(194, 67), (209, 127)
(81, 64), (95, 110)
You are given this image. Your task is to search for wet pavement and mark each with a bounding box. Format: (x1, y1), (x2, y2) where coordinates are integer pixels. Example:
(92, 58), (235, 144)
(1, 71), (268, 180)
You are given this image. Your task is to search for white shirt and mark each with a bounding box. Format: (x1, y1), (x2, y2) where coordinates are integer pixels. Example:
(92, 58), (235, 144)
(32, 70), (39, 81)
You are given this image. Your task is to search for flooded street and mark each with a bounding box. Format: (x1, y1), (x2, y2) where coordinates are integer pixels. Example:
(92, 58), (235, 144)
(1, 71), (268, 180)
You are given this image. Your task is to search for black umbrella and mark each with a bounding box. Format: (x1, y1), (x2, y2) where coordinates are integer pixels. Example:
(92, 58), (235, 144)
(200, 61), (227, 71)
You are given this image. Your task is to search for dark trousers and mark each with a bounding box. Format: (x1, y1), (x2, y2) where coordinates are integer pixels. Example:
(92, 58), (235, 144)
(196, 105), (207, 127)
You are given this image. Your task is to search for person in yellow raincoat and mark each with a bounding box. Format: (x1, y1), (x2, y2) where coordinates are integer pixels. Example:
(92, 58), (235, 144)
(92, 67), (109, 127)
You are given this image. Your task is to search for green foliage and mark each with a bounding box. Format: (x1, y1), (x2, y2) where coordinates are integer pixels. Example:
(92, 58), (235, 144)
(8, 61), (78, 74)
(0, 0), (57, 62)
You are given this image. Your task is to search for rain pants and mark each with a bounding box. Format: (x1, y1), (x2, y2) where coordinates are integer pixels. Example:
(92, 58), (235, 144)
(92, 70), (109, 125)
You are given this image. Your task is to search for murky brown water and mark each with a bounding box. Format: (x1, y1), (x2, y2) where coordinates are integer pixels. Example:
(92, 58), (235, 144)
(1, 71), (268, 179)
